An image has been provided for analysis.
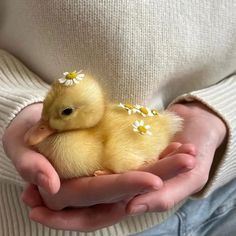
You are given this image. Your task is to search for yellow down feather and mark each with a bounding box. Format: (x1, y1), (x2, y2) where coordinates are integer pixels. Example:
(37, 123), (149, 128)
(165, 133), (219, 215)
(29, 74), (182, 179)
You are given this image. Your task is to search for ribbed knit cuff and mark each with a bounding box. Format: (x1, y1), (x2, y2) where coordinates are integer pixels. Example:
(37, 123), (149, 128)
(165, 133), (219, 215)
(171, 74), (236, 197)
(0, 48), (184, 234)
(0, 49), (49, 184)
(0, 49), (192, 235)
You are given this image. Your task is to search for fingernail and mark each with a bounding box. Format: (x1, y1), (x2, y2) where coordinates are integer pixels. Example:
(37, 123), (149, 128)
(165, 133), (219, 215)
(36, 173), (48, 188)
(139, 186), (160, 194)
(152, 184), (162, 191)
(129, 205), (148, 215)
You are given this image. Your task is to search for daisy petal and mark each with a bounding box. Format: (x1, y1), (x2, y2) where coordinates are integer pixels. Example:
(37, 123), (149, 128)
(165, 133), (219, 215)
(133, 121), (140, 127)
(73, 79), (79, 84)
(147, 131), (152, 135)
(58, 78), (66, 83)
(65, 80), (69, 86)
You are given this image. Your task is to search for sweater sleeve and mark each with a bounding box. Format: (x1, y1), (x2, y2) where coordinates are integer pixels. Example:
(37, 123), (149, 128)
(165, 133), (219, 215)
(171, 74), (236, 197)
(0, 49), (49, 185)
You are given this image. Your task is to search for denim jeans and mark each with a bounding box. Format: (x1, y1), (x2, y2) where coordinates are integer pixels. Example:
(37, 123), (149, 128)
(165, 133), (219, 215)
(134, 178), (236, 236)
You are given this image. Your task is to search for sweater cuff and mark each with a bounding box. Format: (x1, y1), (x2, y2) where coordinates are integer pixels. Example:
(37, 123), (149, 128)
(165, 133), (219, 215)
(0, 49), (49, 184)
(170, 74), (236, 197)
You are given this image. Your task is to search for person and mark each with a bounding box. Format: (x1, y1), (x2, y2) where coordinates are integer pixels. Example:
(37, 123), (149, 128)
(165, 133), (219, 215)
(0, 1), (235, 235)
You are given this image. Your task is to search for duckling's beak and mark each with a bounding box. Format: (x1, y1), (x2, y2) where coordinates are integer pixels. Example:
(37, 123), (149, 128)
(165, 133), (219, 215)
(24, 119), (56, 146)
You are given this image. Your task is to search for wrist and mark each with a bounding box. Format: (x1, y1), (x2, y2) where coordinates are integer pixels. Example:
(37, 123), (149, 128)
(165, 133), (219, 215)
(3, 103), (43, 158)
(4, 103), (43, 138)
(18, 103), (43, 126)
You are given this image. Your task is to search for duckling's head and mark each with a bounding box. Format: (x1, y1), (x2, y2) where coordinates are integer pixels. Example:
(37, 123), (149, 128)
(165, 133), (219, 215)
(42, 74), (105, 131)
(25, 72), (105, 145)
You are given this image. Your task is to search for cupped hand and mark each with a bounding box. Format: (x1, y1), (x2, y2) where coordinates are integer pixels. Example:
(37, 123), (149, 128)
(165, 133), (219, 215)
(22, 143), (196, 231)
(2, 103), (60, 194)
(21, 102), (223, 232)
(22, 171), (163, 231)
(126, 102), (227, 214)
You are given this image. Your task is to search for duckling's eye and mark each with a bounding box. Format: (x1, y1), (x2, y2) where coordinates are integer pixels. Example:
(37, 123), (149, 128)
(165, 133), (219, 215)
(61, 107), (74, 116)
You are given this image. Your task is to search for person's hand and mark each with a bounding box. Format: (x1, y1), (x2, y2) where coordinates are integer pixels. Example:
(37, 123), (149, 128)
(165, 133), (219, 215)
(126, 102), (227, 214)
(22, 142), (196, 231)
(2, 103), (60, 194)
(22, 172), (163, 231)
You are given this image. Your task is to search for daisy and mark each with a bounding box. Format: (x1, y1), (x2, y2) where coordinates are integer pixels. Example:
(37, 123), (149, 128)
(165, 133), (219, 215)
(151, 108), (159, 116)
(58, 70), (85, 86)
(135, 105), (154, 117)
(132, 120), (152, 135)
(118, 103), (136, 115)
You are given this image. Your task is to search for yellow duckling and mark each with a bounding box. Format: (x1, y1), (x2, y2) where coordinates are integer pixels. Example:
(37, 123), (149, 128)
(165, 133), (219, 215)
(25, 71), (183, 179)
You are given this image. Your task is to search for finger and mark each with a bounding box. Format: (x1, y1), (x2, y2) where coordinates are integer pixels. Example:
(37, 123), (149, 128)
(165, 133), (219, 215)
(146, 153), (196, 180)
(127, 170), (202, 215)
(30, 202), (127, 231)
(14, 148), (60, 194)
(21, 184), (43, 207)
(173, 143), (197, 156)
(144, 143), (196, 180)
(2, 104), (60, 194)
(41, 171), (163, 210)
(158, 142), (182, 159)
(64, 171), (162, 205)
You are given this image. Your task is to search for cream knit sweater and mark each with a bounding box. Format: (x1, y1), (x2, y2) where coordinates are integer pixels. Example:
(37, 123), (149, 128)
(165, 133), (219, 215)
(0, 1), (236, 235)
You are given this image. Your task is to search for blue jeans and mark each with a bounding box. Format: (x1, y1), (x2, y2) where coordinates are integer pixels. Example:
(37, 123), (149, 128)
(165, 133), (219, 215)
(134, 178), (236, 236)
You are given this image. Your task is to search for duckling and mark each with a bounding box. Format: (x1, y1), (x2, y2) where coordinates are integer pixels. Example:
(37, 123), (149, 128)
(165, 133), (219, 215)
(25, 71), (183, 179)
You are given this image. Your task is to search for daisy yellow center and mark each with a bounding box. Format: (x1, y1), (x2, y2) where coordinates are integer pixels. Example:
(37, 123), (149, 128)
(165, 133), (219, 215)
(125, 104), (134, 109)
(139, 107), (149, 114)
(138, 126), (147, 133)
(151, 109), (158, 115)
(66, 72), (78, 80)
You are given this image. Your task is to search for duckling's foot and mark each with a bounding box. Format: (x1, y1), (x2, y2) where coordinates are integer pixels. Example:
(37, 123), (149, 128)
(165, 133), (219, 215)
(94, 169), (113, 176)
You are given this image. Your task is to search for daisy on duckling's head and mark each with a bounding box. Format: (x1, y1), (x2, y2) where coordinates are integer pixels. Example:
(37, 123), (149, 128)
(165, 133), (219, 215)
(58, 70), (85, 86)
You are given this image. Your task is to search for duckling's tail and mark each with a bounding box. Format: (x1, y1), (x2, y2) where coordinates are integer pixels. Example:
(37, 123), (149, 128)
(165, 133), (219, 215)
(157, 111), (183, 139)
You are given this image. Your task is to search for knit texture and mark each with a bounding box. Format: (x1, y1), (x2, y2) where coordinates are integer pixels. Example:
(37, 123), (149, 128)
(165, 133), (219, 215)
(0, 50), (49, 185)
(0, 48), (184, 236)
(0, 0), (236, 235)
(172, 75), (236, 196)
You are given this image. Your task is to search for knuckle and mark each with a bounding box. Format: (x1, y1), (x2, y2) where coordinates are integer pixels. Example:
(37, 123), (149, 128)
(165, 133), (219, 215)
(15, 161), (35, 182)
(176, 154), (194, 169)
(15, 161), (29, 175)
(156, 195), (175, 211)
